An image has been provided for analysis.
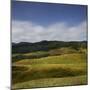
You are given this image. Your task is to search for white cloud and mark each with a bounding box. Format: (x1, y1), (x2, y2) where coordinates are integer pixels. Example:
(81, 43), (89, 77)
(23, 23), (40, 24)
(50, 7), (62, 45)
(12, 20), (87, 42)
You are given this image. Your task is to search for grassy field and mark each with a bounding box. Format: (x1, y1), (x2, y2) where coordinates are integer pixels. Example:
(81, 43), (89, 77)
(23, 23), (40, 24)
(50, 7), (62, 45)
(12, 48), (87, 89)
(13, 75), (87, 89)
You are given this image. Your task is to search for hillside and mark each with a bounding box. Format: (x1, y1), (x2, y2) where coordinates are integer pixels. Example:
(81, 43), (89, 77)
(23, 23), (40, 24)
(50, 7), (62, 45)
(12, 40), (87, 89)
(12, 40), (87, 53)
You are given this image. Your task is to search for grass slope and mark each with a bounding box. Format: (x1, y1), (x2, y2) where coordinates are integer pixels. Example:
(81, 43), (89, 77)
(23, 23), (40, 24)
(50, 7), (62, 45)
(12, 52), (87, 89)
(13, 53), (87, 65)
(12, 75), (87, 89)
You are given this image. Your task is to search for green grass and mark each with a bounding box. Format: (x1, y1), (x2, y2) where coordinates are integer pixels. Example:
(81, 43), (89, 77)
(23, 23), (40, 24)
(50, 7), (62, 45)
(13, 53), (87, 65)
(12, 49), (87, 89)
(12, 75), (87, 89)
(12, 63), (87, 84)
(12, 47), (83, 62)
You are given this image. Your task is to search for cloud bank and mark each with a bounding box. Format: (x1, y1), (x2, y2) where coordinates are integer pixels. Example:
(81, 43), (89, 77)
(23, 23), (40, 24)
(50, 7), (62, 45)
(12, 20), (87, 42)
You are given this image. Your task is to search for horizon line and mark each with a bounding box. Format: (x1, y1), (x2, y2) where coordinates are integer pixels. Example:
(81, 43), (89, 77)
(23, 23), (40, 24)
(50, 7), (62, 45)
(12, 40), (87, 43)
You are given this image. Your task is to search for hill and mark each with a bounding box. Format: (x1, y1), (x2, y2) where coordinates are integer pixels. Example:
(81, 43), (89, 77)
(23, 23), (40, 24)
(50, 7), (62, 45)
(12, 40), (87, 89)
(12, 40), (87, 53)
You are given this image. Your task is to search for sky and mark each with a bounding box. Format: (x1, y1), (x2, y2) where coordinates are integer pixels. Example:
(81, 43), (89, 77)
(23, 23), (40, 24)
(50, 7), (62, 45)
(12, 1), (87, 42)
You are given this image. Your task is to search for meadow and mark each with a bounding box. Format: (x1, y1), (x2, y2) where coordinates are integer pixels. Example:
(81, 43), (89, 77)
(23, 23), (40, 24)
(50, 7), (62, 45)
(12, 41), (87, 89)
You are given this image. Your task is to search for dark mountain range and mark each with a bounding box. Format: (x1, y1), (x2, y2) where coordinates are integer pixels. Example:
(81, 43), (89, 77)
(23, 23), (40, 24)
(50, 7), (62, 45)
(12, 40), (87, 54)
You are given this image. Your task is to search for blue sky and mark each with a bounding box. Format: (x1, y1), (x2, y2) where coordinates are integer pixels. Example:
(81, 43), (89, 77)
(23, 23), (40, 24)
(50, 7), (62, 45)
(12, 1), (87, 42)
(12, 1), (87, 26)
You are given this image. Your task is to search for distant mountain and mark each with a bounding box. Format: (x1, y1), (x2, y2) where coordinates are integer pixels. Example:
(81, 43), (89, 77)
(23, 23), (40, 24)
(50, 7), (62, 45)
(12, 40), (87, 54)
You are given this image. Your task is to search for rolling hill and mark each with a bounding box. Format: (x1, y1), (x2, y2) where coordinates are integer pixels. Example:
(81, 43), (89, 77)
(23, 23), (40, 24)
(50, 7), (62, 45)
(12, 40), (87, 89)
